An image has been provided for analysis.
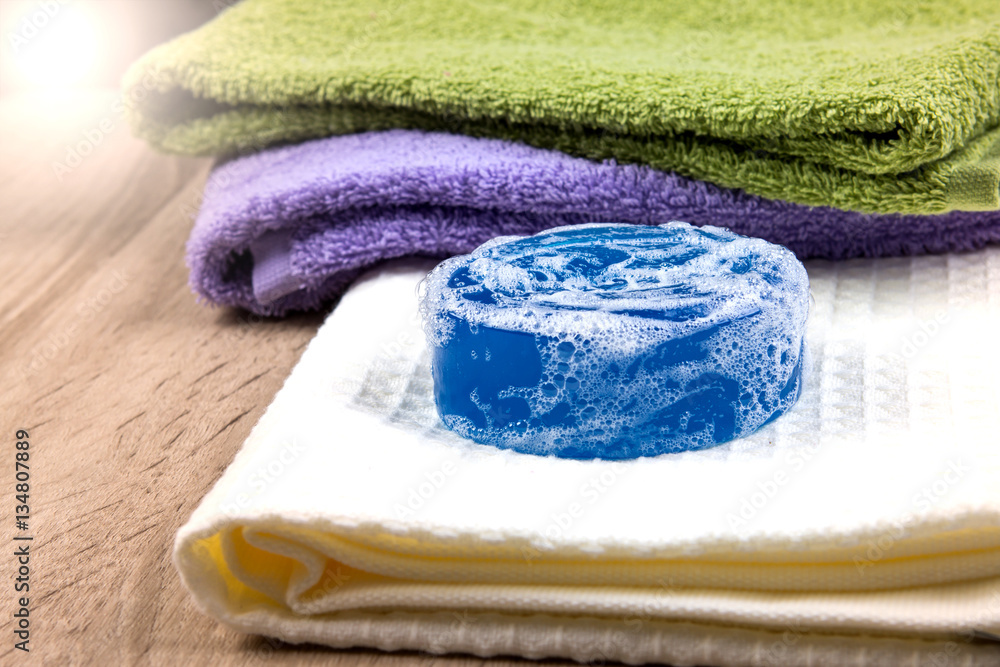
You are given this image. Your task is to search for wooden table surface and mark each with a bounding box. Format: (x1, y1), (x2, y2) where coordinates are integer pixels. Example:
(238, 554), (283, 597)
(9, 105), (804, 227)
(0, 91), (582, 667)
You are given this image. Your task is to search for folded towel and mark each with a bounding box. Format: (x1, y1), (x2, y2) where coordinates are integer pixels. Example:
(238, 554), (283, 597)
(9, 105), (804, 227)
(125, 0), (1000, 214)
(188, 130), (1000, 315)
(175, 247), (1000, 665)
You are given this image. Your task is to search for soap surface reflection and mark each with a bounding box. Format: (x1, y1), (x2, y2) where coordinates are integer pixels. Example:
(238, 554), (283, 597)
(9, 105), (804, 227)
(420, 223), (810, 459)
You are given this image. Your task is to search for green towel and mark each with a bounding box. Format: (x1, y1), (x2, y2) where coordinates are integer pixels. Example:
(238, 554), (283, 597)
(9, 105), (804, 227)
(124, 0), (1000, 214)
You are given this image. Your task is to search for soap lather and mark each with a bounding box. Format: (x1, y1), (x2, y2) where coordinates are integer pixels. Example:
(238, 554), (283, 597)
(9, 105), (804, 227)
(420, 222), (810, 459)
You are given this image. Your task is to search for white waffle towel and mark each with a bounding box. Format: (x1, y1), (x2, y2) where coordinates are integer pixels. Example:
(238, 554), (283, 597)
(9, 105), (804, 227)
(175, 250), (1000, 666)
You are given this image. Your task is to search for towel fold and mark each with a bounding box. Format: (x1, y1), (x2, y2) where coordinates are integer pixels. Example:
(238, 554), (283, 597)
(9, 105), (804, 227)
(187, 130), (1000, 315)
(175, 248), (1000, 665)
(126, 0), (1000, 214)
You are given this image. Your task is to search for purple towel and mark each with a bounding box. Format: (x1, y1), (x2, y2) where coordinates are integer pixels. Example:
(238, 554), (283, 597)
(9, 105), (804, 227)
(188, 130), (1000, 315)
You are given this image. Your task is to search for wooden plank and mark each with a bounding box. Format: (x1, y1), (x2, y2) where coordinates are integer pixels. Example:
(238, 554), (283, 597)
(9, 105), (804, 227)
(0, 91), (577, 666)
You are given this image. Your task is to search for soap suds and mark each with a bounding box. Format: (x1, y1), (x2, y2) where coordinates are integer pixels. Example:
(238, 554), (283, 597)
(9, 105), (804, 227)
(421, 222), (810, 459)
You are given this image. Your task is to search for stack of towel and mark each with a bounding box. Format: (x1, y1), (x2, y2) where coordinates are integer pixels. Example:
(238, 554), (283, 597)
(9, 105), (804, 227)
(125, 1), (1000, 664)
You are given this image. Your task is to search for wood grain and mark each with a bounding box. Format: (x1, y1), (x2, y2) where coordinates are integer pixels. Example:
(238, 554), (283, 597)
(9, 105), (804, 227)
(0, 91), (580, 667)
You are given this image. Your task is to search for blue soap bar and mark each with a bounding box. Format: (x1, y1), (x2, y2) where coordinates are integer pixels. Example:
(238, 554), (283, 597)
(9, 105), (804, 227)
(420, 222), (810, 459)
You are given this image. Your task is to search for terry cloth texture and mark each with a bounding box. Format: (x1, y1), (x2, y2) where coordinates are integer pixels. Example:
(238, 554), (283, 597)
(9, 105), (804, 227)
(175, 250), (1000, 665)
(124, 0), (1000, 215)
(188, 130), (1000, 316)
